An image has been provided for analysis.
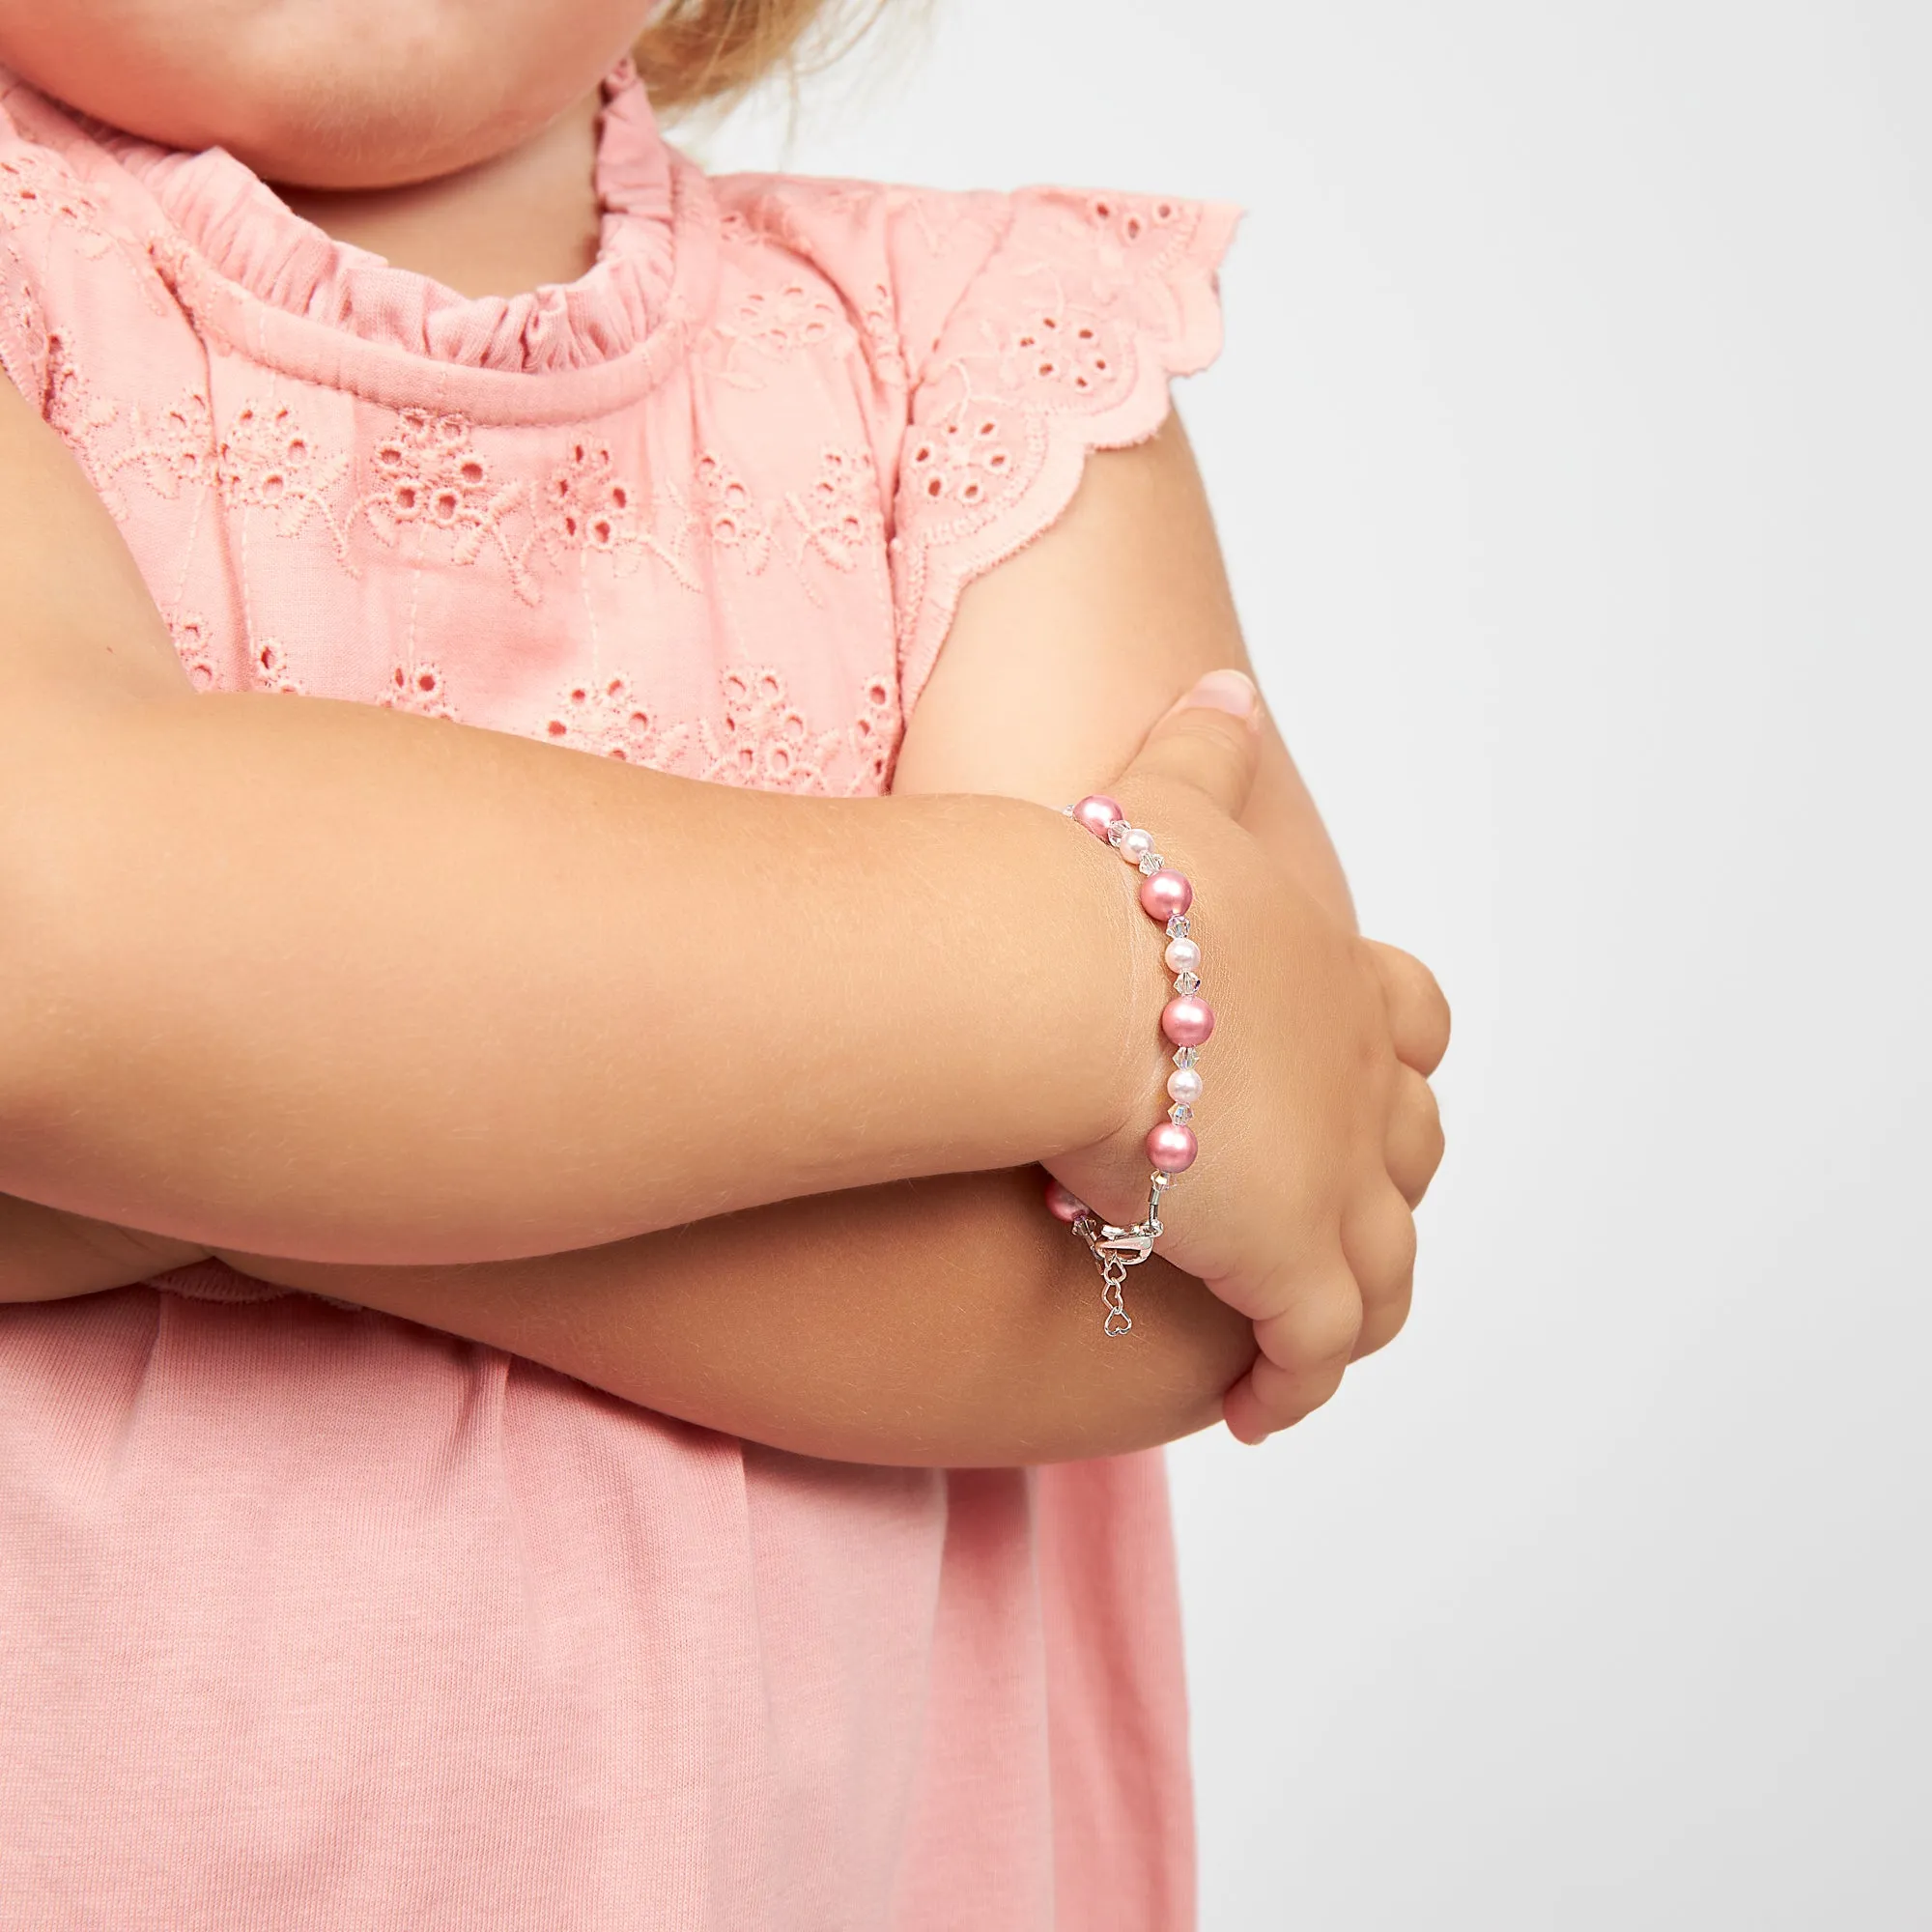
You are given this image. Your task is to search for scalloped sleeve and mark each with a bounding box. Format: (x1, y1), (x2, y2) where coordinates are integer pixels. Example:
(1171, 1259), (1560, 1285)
(888, 186), (1238, 710)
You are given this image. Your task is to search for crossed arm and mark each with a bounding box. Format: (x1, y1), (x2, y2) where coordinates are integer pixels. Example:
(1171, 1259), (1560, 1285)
(0, 406), (1374, 1465)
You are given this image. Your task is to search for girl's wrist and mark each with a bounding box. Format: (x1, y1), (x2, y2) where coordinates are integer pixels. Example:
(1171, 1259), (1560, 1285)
(915, 788), (1146, 1165)
(1035, 770), (1233, 1235)
(1065, 805), (1175, 1157)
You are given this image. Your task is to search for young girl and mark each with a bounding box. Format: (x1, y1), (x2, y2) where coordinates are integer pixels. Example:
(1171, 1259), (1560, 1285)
(0, 0), (1447, 1922)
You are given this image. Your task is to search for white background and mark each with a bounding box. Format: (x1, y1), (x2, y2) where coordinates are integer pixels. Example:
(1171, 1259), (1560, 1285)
(707, 4), (1932, 1924)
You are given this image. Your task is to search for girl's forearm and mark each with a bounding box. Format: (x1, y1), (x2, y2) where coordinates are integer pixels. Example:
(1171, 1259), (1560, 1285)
(208, 1169), (1257, 1467)
(0, 696), (1136, 1264)
(0, 389), (1139, 1265)
(0, 1172), (1254, 1464)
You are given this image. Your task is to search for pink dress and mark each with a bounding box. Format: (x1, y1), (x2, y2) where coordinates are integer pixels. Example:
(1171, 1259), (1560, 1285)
(0, 63), (1234, 1929)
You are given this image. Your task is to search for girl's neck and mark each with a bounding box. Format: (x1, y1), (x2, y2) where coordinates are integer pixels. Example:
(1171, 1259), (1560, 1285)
(274, 90), (605, 299)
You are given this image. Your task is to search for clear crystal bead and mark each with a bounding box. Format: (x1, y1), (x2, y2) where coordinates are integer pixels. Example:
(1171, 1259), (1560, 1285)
(1151, 1171), (1172, 1190)
(1106, 820), (1130, 847)
(1138, 852), (1163, 875)
(1174, 972), (1200, 997)
(1172, 1045), (1198, 1069)
(1169, 1103), (1194, 1124)
(1166, 914), (1190, 940)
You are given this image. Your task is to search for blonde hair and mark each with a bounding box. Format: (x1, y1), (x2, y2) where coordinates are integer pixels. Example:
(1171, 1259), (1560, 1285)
(636, 0), (884, 109)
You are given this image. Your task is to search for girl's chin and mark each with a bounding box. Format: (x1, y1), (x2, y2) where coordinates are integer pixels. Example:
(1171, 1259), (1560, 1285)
(0, 0), (645, 187)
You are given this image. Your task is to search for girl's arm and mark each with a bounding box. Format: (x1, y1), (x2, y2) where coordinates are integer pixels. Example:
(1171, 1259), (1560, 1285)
(213, 1173), (1261, 1466)
(896, 415), (1357, 925)
(0, 416), (1442, 1464)
(0, 1157), (1261, 1466)
(0, 1195), (205, 1300)
(0, 376), (1169, 1263)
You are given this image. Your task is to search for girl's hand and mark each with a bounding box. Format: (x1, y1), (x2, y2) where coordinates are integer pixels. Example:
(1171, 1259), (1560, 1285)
(1043, 676), (1449, 1444)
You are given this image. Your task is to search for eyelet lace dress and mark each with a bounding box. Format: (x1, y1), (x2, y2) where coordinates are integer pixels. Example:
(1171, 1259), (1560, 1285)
(0, 61), (1235, 1931)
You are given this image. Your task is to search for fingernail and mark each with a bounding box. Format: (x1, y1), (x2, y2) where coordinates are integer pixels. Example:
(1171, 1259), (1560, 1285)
(1185, 668), (1261, 724)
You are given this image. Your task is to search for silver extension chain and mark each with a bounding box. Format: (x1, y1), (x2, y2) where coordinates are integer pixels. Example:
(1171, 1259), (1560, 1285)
(1073, 1175), (1169, 1336)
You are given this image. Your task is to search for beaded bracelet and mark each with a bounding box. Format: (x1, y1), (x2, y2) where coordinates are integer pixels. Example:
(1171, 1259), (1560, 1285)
(1045, 793), (1214, 1335)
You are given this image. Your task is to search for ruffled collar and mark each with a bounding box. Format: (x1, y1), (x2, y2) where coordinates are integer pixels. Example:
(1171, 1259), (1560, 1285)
(99, 60), (678, 378)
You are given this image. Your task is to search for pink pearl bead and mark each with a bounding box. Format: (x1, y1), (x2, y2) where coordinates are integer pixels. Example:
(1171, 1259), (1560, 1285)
(1072, 794), (1123, 840)
(1044, 1179), (1087, 1224)
(1147, 1122), (1199, 1172)
(1161, 995), (1215, 1047)
(1139, 869), (1193, 922)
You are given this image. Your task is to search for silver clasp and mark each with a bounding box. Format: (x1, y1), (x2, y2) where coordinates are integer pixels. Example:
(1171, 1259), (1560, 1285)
(1092, 1227), (1154, 1264)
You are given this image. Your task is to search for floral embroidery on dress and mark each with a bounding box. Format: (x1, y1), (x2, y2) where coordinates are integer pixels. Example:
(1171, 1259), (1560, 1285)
(0, 143), (173, 317)
(727, 280), (838, 360)
(362, 407), (531, 597)
(695, 452), (770, 571)
(119, 391), (215, 497)
(166, 611), (221, 692)
(82, 389), (217, 517)
(174, 612), (312, 703)
(379, 661), (459, 722)
(539, 437), (699, 588)
(45, 359), (221, 519)
(1002, 305), (1123, 400)
(696, 665), (813, 787)
(217, 399), (353, 558)
(787, 446), (883, 573)
(543, 671), (693, 767)
(692, 665), (897, 794)
(948, 193), (1200, 325)
(1088, 192), (1185, 242)
(539, 664), (897, 795)
(44, 328), (121, 481)
(845, 670), (900, 793)
(706, 274), (850, 392)
(0, 253), (49, 400)
(0, 149), (114, 258)
(900, 405), (1017, 513)
(247, 637), (305, 696)
(72, 380), (888, 609)
(539, 439), (635, 557)
(167, 607), (309, 703)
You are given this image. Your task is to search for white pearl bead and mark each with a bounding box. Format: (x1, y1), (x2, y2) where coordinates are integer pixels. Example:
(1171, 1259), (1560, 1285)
(1167, 1066), (1204, 1105)
(1120, 827), (1153, 863)
(1164, 936), (1201, 975)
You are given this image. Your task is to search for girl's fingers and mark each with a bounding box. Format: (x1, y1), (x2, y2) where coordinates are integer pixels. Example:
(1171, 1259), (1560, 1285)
(1224, 1192), (1418, 1438)
(1364, 940), (1451, 1076)
(1225, 1350), (1350, 1445)
(1341, 1187), (1417, 1360)
(1384, 1065), (1445, 1208)
(1205, 1178), (1339, 1326)
(1224, 1266), (1362, 1442)
(1121, 668), (1264, 817)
